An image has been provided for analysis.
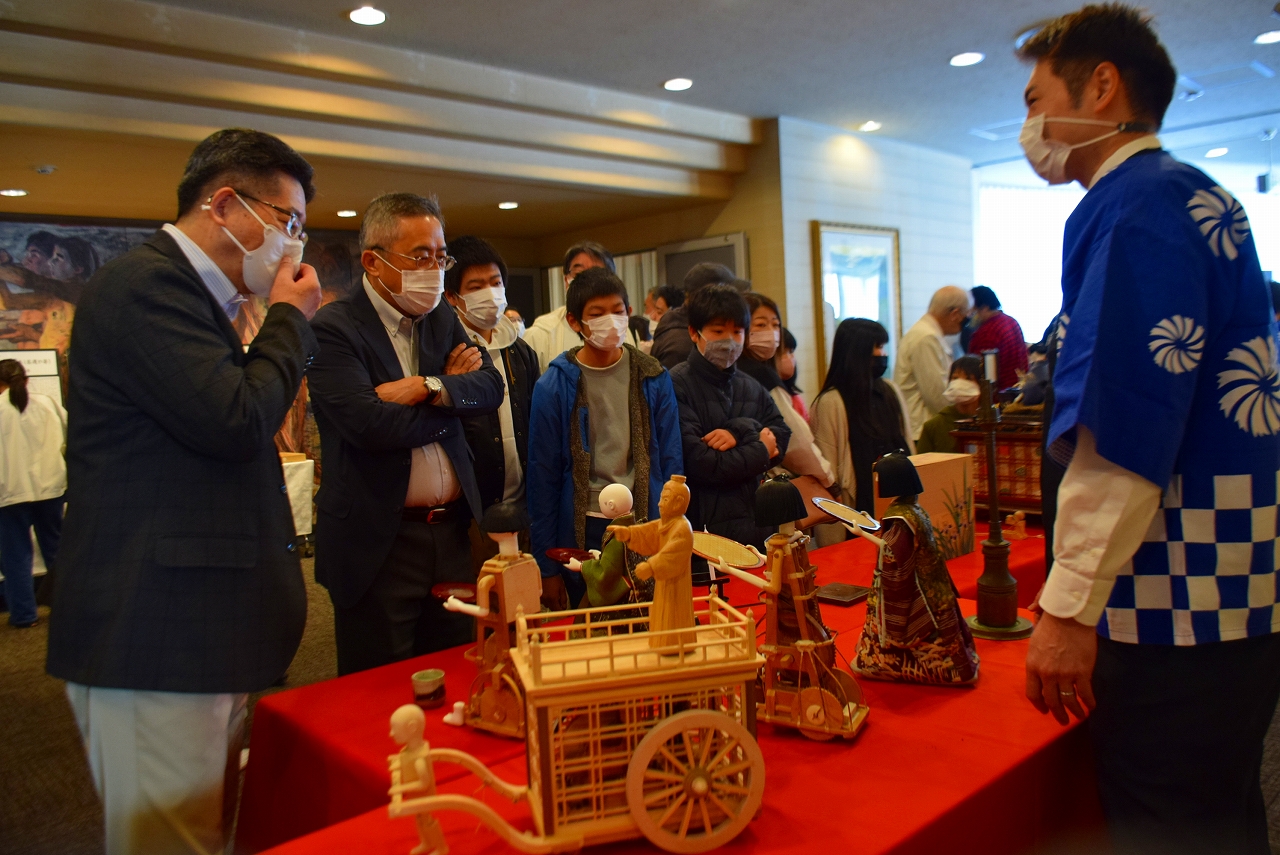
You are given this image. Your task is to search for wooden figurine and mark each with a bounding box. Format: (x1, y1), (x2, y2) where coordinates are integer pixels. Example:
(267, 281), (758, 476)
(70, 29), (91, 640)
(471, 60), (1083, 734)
(443, 502), (541, 738)
(713, 476), (868, 741)
(854, 453), (980, 685)
(1004, 510), (1028, 540)
(388, 704), (448, 855)
(608, 475), (695, 649)
(567, 484), (654, 609)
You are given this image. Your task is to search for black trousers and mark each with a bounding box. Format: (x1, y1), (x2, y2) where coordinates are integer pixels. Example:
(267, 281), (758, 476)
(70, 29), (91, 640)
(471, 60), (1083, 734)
(332, 516), (475, 676)
(1090, 632), (1280, 855)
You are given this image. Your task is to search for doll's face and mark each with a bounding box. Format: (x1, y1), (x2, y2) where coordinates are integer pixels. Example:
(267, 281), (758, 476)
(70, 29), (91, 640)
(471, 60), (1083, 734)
(658, 481), (690, 518)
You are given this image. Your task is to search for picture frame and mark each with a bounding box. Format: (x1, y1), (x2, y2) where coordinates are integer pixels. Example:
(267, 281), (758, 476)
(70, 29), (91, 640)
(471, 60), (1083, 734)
(809, 221), (902, 381)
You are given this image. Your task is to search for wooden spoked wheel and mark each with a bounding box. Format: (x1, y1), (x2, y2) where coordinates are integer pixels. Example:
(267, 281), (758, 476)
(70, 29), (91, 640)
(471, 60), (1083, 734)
(828, 669), (865, 708)
(796, 686), (843, 742)
(626, 710), (765, 853)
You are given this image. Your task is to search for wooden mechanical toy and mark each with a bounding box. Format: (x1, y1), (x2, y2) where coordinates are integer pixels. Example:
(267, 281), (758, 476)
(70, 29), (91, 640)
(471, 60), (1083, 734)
(443, 502), (542, 739)
(390, 593), (768, 854)
(708, 477), (869, 741)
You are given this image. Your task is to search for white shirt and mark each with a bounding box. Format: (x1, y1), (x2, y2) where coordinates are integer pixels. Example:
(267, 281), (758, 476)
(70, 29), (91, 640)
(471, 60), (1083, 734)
(161, 224), (246, 320)
(894, 312), (949, 441)
(462, 315), (524, 503)
(362, 276), (461, 508)
(0, 391), (67, 506)
(522, 306), (579, 373)
(1040, 137), (1168, 625)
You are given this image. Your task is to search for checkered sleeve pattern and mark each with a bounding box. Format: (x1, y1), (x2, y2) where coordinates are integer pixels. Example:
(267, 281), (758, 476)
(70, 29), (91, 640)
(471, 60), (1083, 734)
(1099, 471), (1280, 646)
(968, 313), (1027, 390)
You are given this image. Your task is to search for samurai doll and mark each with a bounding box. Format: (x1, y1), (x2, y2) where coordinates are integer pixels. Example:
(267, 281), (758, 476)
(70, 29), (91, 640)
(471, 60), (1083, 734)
(853, 452), (979, 685)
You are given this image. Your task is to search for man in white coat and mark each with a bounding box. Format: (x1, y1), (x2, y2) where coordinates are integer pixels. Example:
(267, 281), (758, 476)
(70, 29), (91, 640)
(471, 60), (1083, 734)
(894, 286), (971, 440)
(523, 241), (615, 372)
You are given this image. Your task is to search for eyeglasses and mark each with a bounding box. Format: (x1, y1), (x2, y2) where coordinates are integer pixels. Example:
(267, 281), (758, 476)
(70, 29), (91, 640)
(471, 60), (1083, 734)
(235, 190), (307, 241)
(374, 247), (457, 271)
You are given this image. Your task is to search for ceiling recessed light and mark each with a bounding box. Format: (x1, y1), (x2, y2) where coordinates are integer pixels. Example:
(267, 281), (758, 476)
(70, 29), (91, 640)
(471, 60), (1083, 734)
(0, 189), (28, 197)
(950, 52), (985, 67)
(336, 209), (358, 218)
(663, 78), (693, 92)
(349, 5), (386, 25)
(1206, 147), (1229, 158)
(34, 164), (56, 175)
(1256, 30), (1280, 44)
(498, 202), (519, 210)
(858, 121), (882, 132)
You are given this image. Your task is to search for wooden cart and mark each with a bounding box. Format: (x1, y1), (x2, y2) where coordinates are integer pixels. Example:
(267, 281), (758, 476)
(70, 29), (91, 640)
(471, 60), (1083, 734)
(391, 596), (768, 854)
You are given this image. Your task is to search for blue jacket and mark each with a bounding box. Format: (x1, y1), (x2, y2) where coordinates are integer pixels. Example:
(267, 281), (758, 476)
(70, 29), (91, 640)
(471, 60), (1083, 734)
(528, 345), (683, 579)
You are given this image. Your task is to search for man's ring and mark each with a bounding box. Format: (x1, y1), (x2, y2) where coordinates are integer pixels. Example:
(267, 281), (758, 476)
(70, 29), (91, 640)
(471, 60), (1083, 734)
(1060, 689), (1076, 697)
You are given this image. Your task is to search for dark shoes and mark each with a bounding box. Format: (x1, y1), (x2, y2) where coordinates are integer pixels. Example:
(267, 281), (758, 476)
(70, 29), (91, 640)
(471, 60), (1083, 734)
(10, 617), (39, 629)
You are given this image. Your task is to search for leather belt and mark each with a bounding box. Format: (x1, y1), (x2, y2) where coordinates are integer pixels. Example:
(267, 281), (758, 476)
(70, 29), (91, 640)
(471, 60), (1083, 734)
(401, 499), (466, 525)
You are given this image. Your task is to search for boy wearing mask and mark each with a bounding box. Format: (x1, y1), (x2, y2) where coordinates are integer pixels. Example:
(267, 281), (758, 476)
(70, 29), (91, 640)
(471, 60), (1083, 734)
(444, 236), (540, 516)
(527, 267), (683, 610)
(915, 355), (984, 454)
(669, 285), (791, 550)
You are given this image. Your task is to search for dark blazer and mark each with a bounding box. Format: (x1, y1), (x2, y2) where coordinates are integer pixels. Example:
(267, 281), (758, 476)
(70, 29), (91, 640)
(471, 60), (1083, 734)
(651, 305), (693, 370)
(308, 283), (503, 609)
(460, 334), (539, 511)
(45, 231), (317, 694)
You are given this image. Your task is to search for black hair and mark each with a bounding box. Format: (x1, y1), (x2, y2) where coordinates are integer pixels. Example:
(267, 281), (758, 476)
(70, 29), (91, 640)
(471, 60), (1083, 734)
(562, 240), (615, 275)
(1016, 3), (1177, 127)
(443, 235), (507, 295)
(176, 128), (316, 219)
(780, 327), (798, 352)
(53, 236), (100, 280)
(24, 231), (57, 257)
(820, 318), (893, 442)
(686, 284), (750, 331)
(566, 266), (629, 322)
(950, 355), (984, 381)
(0, 360), (28, 413)
(653, 284), (685, 310)
(970, 285), (1000, 311)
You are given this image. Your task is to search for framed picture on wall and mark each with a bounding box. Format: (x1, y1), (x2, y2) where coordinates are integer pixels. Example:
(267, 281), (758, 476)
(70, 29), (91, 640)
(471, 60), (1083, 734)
(810, 221), (901, 380)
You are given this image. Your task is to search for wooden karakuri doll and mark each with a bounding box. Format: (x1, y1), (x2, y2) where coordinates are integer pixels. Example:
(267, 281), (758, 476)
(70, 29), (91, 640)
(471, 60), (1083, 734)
(853, 452), (979, 685)
(608, 475), (695, 648)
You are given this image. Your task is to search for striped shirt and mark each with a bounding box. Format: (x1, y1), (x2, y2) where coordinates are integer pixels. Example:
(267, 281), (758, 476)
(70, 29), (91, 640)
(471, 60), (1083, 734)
(161, 223), (246, 320)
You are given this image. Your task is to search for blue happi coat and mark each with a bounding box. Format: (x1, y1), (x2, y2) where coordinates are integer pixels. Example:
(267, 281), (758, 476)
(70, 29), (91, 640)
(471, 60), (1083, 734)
(1049, 148), (1280, 646)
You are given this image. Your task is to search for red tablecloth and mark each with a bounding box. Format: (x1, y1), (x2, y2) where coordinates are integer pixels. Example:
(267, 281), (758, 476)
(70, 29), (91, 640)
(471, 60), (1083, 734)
(239, 528), (1064, 854)
(256, 594), (1103, 855)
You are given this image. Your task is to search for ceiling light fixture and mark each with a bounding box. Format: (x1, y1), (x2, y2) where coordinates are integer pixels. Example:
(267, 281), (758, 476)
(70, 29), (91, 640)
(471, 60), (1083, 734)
(1256, 30), (1280, 45)
(859, 121), (882, 132)
(336, 209), (358, 218)
(349, 5), (386, 25)
(34, 164), (56, 175)
(1205, 147), (1229, 158)
(0, 189), (28, 197)
(663, 78), (693, 92)
(950, 52), (985, 67)
(498, 202), (519, 210)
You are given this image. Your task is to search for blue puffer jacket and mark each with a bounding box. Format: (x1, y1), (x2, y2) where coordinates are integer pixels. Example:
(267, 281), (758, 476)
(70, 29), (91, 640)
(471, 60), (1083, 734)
(527, 345), (684, 580)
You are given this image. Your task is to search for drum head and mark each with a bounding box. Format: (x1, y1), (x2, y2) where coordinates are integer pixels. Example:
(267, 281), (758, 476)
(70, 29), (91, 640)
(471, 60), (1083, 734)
(812, 497), (880, 532)
(691, 531), (765, 569)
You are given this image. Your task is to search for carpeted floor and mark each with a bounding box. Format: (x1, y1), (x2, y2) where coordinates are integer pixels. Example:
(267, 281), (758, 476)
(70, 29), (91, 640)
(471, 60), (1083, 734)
(3, 561), (1280, 854)
(0, 559), (337, 855)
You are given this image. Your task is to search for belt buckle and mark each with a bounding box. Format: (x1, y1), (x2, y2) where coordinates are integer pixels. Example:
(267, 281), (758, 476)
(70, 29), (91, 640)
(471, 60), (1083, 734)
(426, 506), (448, 524)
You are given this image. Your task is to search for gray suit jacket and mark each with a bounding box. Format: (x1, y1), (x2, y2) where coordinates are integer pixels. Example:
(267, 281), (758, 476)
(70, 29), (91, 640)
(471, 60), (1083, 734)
(46, 231), (317, 693)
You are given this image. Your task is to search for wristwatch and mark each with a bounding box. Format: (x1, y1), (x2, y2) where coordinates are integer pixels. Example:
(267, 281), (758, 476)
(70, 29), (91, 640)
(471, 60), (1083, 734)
(423, 375), (443, 402)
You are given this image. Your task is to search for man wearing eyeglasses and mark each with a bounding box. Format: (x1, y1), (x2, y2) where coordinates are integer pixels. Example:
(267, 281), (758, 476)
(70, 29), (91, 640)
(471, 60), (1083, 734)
(45, 128), (322, 855)
(308, 193), (503, 675)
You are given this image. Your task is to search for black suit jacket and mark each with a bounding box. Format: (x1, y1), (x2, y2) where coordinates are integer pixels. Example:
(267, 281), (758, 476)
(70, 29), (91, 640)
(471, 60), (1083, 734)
(308, 283), (503, 609)
(46, 231), (317, 694)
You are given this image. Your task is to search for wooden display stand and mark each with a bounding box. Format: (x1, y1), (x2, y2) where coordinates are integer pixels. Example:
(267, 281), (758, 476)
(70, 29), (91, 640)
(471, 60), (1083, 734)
(874, 452), (974, 559)
(952, 419), (1044, 514)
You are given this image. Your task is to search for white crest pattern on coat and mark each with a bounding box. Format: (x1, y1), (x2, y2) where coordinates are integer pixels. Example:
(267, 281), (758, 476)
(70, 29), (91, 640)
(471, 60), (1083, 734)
(1148, 315), (1205, 374)
(1187, 186), (1250, 261)
(1218, 335), (1280, 436)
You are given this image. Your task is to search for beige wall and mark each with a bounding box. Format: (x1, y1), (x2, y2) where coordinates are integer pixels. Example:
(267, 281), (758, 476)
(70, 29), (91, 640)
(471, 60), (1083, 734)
(777, 117), (974, 397)
(535, 120), (786, 307)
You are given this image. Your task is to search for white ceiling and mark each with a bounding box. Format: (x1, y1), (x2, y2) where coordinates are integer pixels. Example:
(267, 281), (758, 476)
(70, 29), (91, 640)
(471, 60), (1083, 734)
(158, 0), (1280, 173)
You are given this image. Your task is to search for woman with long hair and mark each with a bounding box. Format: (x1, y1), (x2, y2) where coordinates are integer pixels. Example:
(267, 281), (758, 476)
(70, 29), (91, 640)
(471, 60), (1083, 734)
(737, 293), (835, 488)
(811, 318), (913, 520)
(0, 359), (67, 628)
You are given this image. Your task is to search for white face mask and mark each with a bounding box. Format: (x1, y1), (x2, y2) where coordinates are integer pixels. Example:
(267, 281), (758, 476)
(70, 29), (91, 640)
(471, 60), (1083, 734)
(747, 328), (780, 361)
(943, 378), (980, 404)
(1018, 114), (1137, 185)
(584, 313), (629, 350)
(375, 255), (443, 316)
(459, 285), (507, 330)
(699, 333), (743, 370)
(217, 194), (304, 297)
